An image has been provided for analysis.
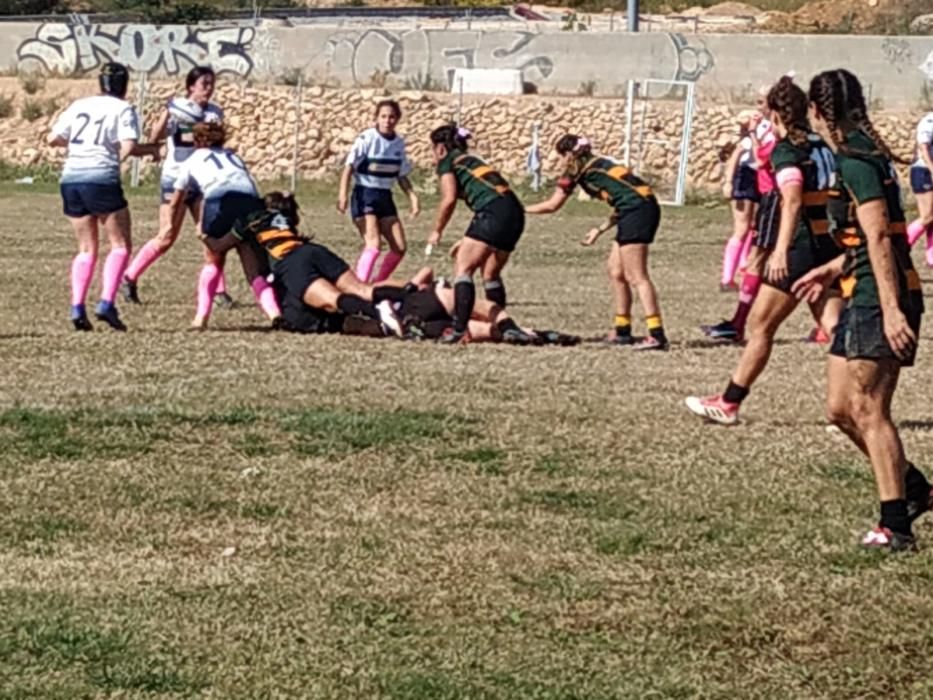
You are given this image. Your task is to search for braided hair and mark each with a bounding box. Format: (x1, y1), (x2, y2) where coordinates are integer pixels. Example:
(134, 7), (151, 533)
(767, 76), (809, 147)
(430, 123), (471, 153)
(808, 69), (905, 163)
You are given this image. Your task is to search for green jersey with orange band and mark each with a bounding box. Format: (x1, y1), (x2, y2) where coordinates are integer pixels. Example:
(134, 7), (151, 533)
(436, 148), (512, 213)
(770, 135), (836, 245)
(828, 130), (922, 310)
(234, 208), (306, 262)
(557, 156), (654, 213)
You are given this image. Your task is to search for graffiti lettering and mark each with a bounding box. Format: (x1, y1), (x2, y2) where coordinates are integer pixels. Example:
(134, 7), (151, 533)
(17, 23), (255, 77)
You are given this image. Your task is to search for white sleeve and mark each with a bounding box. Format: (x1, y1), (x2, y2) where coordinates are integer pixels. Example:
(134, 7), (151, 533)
(398, 140), (413, 178)
(51, 103), (74, 140)
(917, 117), (933, 145)
(210, 104), (225, 122)
(174, 160), (192, 191)
(345, 133), (367, 167)
(117, 106), (140, 142)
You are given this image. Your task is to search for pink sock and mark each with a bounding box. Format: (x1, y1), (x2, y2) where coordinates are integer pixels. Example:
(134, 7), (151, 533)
(732, 272), (762, 333)
(124, 240), (163, 283)
(355, 247), (380, 283)
(373, 250), (404, 282)
(908, 219), (926, 247)
(738, 230), (754, 270)
(250, 277), (281, 320)
(100, 248), (129, 304)
(196, 264), (222, 320)
(721, 237), (744, 286)
(70, 251), (96, 306)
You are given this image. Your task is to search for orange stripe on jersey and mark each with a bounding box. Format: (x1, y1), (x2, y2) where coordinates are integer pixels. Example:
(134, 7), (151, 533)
(907, 269), (922, 291)
(837, 229), (860, 247)
(607, 165), (631, 180)
(810, 220), (830, 235)
(840, 275), (856, 298)
(471, 165), (494, 179)
(889, 222), (906, 235)
(256, 230), (295, 245)
(269, 241), (302, 259)
(802, 192), (828, 206)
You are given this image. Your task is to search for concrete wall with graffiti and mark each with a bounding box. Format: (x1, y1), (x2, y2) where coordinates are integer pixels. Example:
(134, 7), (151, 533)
(2, 21), (933, 106)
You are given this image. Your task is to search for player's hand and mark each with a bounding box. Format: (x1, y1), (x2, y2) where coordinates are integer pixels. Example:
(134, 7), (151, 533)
(409, 194), (421, 220)
(791, 264), (834, 305)
(883, 308), (917, 361)
(767, 249), (788, 285)
(336, 196), (348, 214)
(581, 228), (600, 247)
(722, 183), (732, 199)
(448, 239), (462, 259)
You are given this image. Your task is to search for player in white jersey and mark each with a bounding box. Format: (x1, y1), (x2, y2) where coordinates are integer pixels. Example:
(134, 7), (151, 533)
(907, 111), (933, 267)
(337, 100), (420, 283)
(166, 121), (281, 330)
(48, 62), (160, 332)
(121, 66), (235, 304)
(719, 87), (772, 292)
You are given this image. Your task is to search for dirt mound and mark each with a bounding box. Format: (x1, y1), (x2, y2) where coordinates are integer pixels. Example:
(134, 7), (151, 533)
(760, 0), (920, 33)
(679, 2), (766, 17)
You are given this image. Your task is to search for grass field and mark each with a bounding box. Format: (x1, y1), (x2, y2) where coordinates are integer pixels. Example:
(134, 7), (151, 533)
(2, 182), (933, 699)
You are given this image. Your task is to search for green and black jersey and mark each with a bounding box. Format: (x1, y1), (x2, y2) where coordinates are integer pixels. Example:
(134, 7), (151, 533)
(234, 208), (306, 263)
(436, 149), (512, 213)
(557, 157), (654, 214)
(828, 130), (921, 310)
(770, 136), (835, 243)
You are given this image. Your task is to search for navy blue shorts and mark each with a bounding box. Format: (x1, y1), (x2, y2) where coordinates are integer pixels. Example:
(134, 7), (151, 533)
(351, 185), (398, 220)
(201, 192), (264, 239)
(731, 165), (760, 203)
(160, 178), (201, 206)
(910, 166), (933, 195)
(60, 182), (127, 218)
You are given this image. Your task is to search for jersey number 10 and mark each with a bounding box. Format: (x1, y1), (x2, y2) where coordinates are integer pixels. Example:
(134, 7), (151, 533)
(206, 152), (247, 172)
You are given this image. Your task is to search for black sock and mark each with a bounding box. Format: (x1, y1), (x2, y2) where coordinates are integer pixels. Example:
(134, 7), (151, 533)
(905, 462), (931, 502)
(484, 279), (506, 307)
(881, 499), (911, 536)
(722, 380), (749, 405)
(372, 285), (408, 304)
(496, 317), (521, 335)
(453, 277), (475, 333)
(337, 294), (377, 319)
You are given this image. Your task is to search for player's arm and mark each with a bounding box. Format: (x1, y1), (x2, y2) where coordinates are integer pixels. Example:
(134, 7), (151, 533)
(920, 128), (933, 173)
(198, 230), (239, 253)
(427, 172), (457, 247)
(337, 165), (353, 213)
(581, 212), (620, 247)
(48, 105), (72, 147)
(767, 167), (803, 284)
(791, 254), (844, 304)
(525, 186), (570, 214)
(149, 107), (170, 143)
(120, 140), (161, 161)
(722, 147), (741, 196)
(398, 175), (420, 218)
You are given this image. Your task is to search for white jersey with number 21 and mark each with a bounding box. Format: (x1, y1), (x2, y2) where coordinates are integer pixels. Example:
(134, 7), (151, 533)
(173, 147), (259, 201)
(51, 95), (140, 185)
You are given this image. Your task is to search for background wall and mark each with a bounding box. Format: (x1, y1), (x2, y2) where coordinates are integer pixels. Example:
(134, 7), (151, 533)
(0, 77), (923, 199)
(2, 22), (933, 107)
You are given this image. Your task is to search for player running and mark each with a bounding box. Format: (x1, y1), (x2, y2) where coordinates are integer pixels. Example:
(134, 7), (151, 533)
(167, 122), (280, 329)
(48, 62), (160, 332)
(121, 66), (233, 306)
(425, 124), (525, 343)
(526, 134), (668, 350)
(907, 109), (933, 267)
(685, 76), (843, 424)
(797, 70), (929, 551)
(338, 99), (420, 283)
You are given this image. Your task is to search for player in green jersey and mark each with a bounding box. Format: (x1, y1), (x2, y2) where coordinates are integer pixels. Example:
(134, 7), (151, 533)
(686, 76), (844, 424)
(525, 134), (667, 350)
(426, 125), (525, 344)
(793, 69), (931, 552)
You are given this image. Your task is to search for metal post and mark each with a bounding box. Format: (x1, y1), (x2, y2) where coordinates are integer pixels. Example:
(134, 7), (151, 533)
(131, 72), (147, 188)
(627, 0), (639, 32)
(291, 73), (303, 193)
(623, 79), (636, 167)
(675, 81), (697, 206)
(456, 76), (464, 126)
